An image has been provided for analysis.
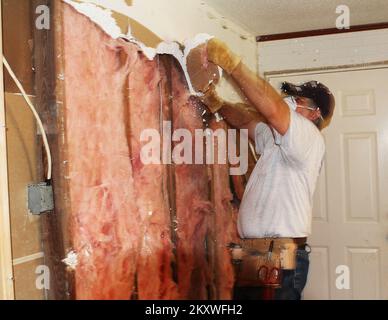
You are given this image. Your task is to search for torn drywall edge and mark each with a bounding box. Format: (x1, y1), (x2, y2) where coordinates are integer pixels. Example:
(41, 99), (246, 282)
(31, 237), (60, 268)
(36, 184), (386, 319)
(183, 33), (223, 86)
(63, 0), (220, 96)
(68, 0), (255, 44)
(62, 0), (124, 39)
(157, 34), (223, 95)
(134, 36), (218, 95)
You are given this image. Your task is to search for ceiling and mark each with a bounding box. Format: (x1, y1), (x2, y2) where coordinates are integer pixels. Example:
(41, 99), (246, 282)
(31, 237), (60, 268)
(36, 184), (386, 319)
(205, 0), (388, 36)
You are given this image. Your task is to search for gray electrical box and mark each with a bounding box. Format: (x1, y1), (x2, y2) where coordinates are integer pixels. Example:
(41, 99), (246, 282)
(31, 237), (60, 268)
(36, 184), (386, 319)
(27, 182), (54, 215)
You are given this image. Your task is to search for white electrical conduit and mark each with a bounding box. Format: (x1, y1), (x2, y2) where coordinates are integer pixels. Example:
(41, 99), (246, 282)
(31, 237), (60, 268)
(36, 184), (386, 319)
(3, 57), (52, 181)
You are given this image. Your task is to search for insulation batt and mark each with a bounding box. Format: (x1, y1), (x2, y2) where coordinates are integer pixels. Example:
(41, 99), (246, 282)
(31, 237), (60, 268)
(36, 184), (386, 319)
(170, 61), (213, 299)
(62, 3), (237, 300)
(209, 119), (239, 299)
(127, 54), (179, 300)
(63, 4), (141, 299)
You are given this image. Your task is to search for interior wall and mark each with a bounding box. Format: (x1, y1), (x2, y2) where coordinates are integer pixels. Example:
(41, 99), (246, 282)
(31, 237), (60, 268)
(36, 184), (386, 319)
(2, 0), (44, 300)
(132, 0), (258, 102)
(66, 0), (258, 102)
(127, 0), (257, 68)
(1, 0), (260, 299)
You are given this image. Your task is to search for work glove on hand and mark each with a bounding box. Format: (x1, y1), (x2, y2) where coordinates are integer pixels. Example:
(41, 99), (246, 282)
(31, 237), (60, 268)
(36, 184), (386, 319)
(207, 38), (242, 74)
(200, 87), (224, 113)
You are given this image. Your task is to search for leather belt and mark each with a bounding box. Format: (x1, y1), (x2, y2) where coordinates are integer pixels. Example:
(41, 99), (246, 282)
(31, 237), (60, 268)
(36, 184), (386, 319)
(237, 237), (308, 253)
(293, 237), (308, 249)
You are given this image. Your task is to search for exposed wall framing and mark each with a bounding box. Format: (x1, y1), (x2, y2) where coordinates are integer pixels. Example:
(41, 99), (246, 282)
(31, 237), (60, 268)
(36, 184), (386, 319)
(32, 0), (72, 299)
(0, 1), (15, 300)
(29, 1), (250, 299)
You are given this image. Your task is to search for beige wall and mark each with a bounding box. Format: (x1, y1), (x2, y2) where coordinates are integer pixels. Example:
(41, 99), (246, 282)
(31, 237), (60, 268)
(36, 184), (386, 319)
(126, 0), (257, 68)
(2, 0), (45, 300)
(6, 93), (44, 300)
(127, 0), (258, 102)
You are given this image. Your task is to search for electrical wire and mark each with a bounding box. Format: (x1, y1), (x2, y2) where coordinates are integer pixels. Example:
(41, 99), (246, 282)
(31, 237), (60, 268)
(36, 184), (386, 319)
(3, 56), (52, 181)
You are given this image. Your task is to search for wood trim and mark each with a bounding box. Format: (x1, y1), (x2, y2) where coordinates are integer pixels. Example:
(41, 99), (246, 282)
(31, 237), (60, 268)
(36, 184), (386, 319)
(0, 1), (15, 300)
(159, 55), (178, 285)
(263, 60), (388, 78)
(54, 0), (76, 300)
(13, 252), (45, 266)
(33, 0), (70, 300)
(256, 22), (388, 42)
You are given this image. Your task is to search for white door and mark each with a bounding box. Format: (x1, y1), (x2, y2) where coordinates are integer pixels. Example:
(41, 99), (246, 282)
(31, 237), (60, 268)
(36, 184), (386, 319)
(269, 67), (388, 300)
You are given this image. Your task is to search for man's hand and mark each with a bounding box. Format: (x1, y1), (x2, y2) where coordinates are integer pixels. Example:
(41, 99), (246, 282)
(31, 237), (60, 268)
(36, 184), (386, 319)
(200, 87), (224, 113)
(200, 86), (265, 141)
(207, 38), (241, 74)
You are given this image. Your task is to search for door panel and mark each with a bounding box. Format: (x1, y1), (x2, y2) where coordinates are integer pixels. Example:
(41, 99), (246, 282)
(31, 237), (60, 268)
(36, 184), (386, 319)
(269, 68), (388, 300)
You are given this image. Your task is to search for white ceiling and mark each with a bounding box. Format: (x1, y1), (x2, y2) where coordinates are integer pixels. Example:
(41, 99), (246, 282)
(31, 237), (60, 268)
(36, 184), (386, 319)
(205, 0), (388, 36)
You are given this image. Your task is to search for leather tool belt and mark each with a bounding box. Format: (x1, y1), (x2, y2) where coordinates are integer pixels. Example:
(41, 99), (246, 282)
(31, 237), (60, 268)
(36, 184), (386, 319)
(230, 237), (307, 288)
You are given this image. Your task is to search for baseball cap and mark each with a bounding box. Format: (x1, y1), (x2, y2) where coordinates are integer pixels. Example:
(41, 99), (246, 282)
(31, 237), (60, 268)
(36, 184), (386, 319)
(281, 80), (335, 128)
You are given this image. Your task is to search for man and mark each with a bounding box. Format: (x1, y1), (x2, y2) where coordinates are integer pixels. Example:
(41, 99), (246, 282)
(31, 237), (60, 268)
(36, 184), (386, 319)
(200, 39), (335, 300)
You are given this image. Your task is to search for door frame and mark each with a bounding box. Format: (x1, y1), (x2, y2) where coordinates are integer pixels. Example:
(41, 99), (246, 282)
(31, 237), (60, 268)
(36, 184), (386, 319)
(0, 2), (15, 300)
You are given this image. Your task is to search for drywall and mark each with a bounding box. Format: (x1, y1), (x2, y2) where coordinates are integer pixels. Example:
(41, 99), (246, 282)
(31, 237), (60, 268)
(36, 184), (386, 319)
(63, 0), (258, 102)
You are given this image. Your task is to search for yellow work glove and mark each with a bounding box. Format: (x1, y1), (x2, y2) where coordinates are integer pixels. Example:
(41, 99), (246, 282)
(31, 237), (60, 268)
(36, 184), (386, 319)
(200, 88), (224, 113)
(207, 38), (242, 74)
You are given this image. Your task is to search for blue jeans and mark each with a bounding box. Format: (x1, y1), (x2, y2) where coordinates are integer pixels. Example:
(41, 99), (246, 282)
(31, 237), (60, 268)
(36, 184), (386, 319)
(274, 247), (310, 300)
(233, 247), (310, 300)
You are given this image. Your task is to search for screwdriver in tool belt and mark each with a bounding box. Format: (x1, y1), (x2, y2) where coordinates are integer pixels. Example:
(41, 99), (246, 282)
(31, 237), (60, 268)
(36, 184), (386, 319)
(267, 240), (274, 261)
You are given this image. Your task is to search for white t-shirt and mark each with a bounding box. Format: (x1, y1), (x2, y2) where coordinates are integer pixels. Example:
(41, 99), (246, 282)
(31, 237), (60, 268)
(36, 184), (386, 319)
(237, 110), (325, 238)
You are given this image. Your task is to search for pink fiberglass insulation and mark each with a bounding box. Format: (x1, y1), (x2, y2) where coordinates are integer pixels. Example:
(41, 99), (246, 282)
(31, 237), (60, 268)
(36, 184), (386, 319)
(127, 54), (179, 300)
(209, 119), (239, 299)
(62, 3), (237, 300)
(63, 4), (141, 299)
(170, 61), (213, 300)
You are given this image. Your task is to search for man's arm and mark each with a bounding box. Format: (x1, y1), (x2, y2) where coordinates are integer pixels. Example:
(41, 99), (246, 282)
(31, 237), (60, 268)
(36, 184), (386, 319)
(231, 64), (290, 135)
(207, 39), (290, 135)
(219, 102), (264, 141)
(200, 88), (265, 141)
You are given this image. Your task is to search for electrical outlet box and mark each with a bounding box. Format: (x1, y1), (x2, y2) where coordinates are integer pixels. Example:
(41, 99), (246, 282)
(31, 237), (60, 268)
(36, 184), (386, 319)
(27, 182), (54, 215)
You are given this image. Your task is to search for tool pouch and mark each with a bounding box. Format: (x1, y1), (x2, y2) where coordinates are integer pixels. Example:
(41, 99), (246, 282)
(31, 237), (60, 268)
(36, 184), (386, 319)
(230, 242), (282, 288)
